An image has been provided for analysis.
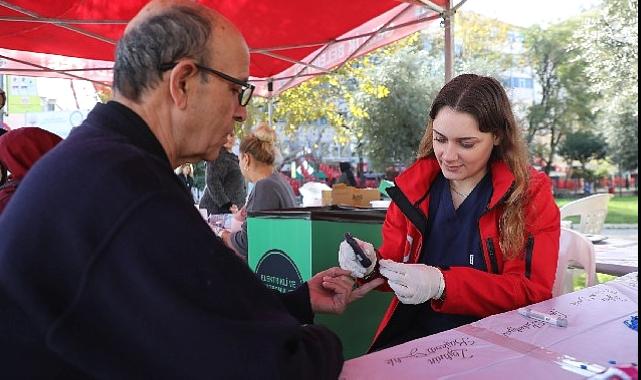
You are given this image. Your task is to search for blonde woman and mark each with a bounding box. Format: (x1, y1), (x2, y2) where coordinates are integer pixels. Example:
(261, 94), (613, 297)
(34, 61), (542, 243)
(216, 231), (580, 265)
(218, 124), (296, 258)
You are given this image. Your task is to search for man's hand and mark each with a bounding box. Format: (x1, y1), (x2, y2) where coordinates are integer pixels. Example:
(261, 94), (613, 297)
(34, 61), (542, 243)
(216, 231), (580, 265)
(378, 259), (444, 305)
(308, 267), (385, 315)
(337, 237), (377, 278)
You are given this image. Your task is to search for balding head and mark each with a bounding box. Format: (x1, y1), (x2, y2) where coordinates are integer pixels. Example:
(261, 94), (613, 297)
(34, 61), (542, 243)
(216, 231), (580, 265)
(113, 0), (245, 101)
(126, 0), (210, 33)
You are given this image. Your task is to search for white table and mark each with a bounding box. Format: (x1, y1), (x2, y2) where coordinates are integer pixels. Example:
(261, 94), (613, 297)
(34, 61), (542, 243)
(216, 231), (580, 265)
(340, 273), (638, 380)
(593, 238), (638, 276)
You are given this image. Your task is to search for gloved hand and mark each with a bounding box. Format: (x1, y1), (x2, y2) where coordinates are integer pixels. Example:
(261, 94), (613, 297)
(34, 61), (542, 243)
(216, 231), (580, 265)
(338, 237), (377, 278)
(378, 259), (444, 305)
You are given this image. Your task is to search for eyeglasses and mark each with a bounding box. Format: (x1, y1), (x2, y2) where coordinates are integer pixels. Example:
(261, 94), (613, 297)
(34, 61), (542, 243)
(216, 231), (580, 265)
(159, 62), (254, 107)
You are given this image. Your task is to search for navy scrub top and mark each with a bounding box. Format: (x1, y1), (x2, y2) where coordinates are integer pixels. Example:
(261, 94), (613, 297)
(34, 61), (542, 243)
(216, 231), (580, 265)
(370, 172), (493, 352)
(422, 172), (492, 271)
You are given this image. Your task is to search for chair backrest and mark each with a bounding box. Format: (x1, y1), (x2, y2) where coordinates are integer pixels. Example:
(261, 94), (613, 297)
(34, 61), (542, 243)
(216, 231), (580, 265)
(552, 227), (597, 296)
(559, 193), (613, 234)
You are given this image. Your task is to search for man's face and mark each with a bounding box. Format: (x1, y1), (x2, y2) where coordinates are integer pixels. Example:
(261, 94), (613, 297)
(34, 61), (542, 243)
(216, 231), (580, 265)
(185, 25), (249, 162)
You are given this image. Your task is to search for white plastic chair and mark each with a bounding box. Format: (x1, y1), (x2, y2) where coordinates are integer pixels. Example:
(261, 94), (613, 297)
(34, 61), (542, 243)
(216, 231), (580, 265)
(559, 193), (613, 235)
(552, 227), (597, 296)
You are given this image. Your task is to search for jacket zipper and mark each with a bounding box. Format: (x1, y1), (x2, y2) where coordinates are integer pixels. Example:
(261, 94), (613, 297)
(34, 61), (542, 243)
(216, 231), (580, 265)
(486, 238), (499, 274)
(478, 183), (514, 273)
(524, 235), (534, 278)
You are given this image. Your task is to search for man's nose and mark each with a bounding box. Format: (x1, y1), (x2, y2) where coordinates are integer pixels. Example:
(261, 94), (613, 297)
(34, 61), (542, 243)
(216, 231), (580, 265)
(233, 104), (247, 123)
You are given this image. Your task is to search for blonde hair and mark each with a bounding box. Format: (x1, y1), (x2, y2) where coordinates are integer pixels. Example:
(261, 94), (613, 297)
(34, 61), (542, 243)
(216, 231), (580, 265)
(239, 123), (278, 166)
(417, 74), (530, 259)
(176, 163), (194, 177)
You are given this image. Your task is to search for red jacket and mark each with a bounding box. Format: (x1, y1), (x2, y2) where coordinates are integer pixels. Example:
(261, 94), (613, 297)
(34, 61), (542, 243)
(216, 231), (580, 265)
(372, 157), (560, 343)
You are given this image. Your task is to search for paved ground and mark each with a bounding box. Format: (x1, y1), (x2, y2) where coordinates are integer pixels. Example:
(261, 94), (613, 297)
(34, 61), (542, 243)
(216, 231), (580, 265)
(602, 224), (638, 241)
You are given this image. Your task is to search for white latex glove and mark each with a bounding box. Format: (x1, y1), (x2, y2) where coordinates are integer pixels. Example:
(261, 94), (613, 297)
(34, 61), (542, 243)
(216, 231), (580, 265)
(338, 237), (377, 278)
(378, 259), (444, 305)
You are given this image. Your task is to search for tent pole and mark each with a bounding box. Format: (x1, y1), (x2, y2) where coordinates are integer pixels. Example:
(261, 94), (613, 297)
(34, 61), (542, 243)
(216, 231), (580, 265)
(267, 79), (273, 127)
(443, 0), (454, 83)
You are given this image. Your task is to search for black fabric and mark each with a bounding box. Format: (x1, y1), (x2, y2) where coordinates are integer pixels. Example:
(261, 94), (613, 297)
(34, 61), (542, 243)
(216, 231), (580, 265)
(177, 173), (194, 191)
(386, 185), (427, 233)
(199, 149), (246, 215)
(0, 101), (343, 379)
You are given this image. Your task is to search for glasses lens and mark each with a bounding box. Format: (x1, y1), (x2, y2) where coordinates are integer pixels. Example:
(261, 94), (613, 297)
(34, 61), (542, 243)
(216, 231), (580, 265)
(240, 87), (253, 106)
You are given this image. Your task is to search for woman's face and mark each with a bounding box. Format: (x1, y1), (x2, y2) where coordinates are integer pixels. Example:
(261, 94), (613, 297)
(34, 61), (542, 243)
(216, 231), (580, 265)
(181, 165), (190, 176)
(432, 106), (498, 182)
(224, 133), (235, 150)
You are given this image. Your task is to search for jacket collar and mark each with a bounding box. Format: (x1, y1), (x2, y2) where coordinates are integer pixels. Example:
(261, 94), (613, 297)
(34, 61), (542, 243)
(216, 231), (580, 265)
(394, 156), (515, 208)
(85, 101), (170, 166)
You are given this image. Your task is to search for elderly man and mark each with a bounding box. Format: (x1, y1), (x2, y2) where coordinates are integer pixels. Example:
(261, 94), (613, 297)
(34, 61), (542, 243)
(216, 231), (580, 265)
(0, 1), (381, 378)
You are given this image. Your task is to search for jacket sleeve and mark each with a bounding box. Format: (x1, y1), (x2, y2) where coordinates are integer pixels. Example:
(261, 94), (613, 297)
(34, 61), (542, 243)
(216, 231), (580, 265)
(276, 283), (314, 324)
(379, 202), (410, 263)
(362, 201), (408, 291)
(204, 158), (231, 208)
(35, 192), (343, 379)
(432, 173), (560, 316)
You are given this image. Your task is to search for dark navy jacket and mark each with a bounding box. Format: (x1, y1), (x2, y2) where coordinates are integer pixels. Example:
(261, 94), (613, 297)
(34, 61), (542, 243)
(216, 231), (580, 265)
(0, 101), (342, 379)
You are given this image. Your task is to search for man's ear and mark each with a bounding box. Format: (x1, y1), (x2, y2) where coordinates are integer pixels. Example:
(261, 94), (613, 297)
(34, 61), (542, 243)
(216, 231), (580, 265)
(168, 61), (199, 109)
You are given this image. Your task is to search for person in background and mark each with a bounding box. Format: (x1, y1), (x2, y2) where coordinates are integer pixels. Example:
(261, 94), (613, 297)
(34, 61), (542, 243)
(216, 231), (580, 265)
(199, 130), (246, 214)
(0, 89), (7, 139)
(0, 1), (382, 377)
(218, 123), (296, 259)
(0, 127), (62, 214)
(176, 162), (195, 193)
(336, 161), (357, 187)
(0, 87), (6, 112)
(339, 73), (560, 352)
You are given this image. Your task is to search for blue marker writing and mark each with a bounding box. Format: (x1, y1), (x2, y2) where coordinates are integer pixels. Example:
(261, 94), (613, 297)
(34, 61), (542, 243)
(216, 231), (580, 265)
(518, 307), (568, 327)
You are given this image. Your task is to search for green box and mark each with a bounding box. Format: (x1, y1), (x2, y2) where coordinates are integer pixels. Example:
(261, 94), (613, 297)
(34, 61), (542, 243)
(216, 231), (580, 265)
(248, 207), (393, 359)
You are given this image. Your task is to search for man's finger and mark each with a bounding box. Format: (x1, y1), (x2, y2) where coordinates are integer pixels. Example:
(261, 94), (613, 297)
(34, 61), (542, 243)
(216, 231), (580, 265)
(351, 277), (385, 300)
(321, 280), (349, 295)
(321, 266), (353, 278)
(323, 275), (354, 290)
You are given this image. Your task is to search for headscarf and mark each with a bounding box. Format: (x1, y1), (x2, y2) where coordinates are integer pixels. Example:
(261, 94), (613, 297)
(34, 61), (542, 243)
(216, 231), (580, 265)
(0, 127), (62, 213)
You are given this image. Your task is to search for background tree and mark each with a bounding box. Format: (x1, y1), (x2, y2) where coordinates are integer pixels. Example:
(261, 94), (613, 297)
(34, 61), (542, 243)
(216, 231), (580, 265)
(523, 20), (596, 173)
(354, 12), (515, 172)
(574, 0), (638, 172)
(354, 43), (442, 171)
(558, 130), (607, 193)
(608, 112), (639, 172)
(558, 130), (607, 170)
(453, 11), (514, 75)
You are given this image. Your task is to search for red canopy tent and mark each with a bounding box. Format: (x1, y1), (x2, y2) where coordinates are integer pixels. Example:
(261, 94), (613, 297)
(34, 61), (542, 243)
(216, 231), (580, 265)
(0, 0), (464, 96)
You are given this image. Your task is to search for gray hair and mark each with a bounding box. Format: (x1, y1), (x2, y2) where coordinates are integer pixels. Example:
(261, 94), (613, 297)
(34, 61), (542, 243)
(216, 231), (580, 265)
(113, 6), (213, 101)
